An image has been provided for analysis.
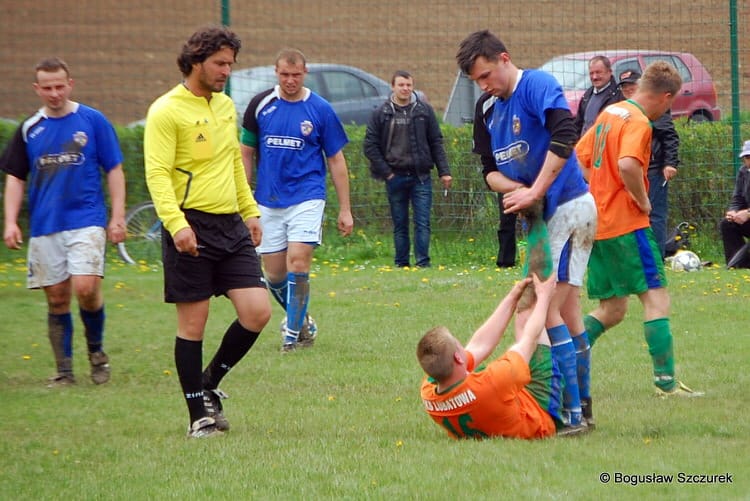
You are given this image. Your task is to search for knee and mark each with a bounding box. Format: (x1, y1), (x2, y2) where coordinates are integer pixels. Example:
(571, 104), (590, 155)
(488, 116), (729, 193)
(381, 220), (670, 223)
(74, 283), (101, 309)
(599, 303), (627, 328)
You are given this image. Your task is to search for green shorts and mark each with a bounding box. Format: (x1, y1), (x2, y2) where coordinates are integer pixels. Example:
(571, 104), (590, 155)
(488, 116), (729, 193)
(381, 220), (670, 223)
(526, 345), (563, 426)
(587, 228), (667, 300)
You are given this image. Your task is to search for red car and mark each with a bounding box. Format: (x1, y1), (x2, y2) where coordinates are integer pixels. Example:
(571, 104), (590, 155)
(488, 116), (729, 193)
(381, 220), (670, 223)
(539, 50), (721, 122)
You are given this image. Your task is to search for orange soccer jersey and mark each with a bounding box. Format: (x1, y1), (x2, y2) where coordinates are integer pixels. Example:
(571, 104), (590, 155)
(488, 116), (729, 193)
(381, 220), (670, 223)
(420, 351), (556, 440)
(576, 100), (653, 240)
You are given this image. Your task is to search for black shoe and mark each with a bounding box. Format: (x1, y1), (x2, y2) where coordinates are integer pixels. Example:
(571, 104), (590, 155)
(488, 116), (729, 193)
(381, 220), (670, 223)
(187, 417), (223, 438)
(581, 397), (595, 429)
(203, 388), (230, 431)
(557, 423), (590, 437)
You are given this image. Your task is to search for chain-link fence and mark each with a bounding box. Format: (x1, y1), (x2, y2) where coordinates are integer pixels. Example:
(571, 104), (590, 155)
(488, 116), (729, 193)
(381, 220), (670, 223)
(1, 1), (748, 237)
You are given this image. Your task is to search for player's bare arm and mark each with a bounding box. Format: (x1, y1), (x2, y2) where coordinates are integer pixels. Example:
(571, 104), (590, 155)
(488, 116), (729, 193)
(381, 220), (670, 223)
(3, 175), (25, 249)
(106, 164), (127, 244)
(465, 277), (531, 364)
(503, 152), (565, 213)
(327, 150), (354, 236)
(245, 216), (262, 247)
(240, 144), (256, 186)
(173, 227), (199, 257)
(619, 156), (652, 214)
(508, 273), (555, 363)
(485, 170), (525, 195)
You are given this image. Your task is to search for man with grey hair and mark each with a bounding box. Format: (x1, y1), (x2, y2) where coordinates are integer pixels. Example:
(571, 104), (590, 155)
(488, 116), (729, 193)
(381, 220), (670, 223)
(574, 55), (623, 136)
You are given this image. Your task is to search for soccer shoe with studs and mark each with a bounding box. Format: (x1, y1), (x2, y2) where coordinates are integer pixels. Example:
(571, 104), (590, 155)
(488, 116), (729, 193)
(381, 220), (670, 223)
(88, 351), (111, 385)
(655, 380), (705, 398)
(203, 388), (230, 431)
(47, 373), (76, 388)
(187, 416), (223, 438)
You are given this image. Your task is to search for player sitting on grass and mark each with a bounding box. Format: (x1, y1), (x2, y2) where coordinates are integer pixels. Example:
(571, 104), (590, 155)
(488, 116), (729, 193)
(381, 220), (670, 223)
(417, 274), (586, 439)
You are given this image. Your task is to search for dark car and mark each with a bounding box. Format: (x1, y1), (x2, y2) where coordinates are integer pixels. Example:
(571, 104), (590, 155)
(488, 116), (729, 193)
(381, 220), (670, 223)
(539, 50), (721, 122)
(230, 63), (397, 125)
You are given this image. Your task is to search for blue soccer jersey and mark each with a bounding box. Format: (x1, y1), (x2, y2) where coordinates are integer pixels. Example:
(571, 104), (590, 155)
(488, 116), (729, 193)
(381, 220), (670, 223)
(0, 103), (123, 237)
(241, 86), (348, 208)
(482, 70), (588, 220)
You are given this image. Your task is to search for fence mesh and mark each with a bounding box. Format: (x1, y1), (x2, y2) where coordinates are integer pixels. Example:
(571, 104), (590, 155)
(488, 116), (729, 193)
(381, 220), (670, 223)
(1, 0), (748, 238)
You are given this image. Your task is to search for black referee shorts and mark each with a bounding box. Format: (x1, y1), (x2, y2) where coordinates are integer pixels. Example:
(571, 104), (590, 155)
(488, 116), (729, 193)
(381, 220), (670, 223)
(162, 209), (265, 303)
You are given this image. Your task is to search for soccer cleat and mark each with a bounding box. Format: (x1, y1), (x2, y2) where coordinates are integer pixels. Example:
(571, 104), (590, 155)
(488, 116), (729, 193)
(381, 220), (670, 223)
(203, 388), (230, 431)
(280, 342), (297, 354)
(281, 315), (318, 348)
(557, 422), (590, 437)
(297, 315), (318, 348)
(88, 351), (111, 385)
(186, 416), (223, 438)
(655, 380), (705, 398)
(46, 373), (76, 387)
(581, 397), (595, 429)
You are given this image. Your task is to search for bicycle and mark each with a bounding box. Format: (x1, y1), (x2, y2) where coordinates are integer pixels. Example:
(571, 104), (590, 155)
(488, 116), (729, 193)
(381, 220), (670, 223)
(117, 201), (162, 265)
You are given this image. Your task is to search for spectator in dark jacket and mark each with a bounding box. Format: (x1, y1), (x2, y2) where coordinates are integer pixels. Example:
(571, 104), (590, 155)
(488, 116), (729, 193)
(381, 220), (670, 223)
(720, 140), (750, 268)
(364, 70), (451, 268)
(619, 69), (680, 258)
(574, 55), (623, 137)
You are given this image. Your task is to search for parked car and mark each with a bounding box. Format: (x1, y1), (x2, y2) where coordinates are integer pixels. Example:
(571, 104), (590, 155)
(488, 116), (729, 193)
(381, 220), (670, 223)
(539, 50), (721, 122)
(443, 50), (720, 126)
(230, 63), (418, 126)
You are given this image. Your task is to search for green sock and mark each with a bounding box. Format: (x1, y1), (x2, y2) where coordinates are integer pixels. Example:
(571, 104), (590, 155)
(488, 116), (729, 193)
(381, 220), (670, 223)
(583, 315), (605, 346)
(644, 318), (675, 391)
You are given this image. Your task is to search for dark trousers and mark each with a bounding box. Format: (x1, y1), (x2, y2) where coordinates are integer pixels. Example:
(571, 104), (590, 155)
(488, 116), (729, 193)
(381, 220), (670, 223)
(497, 193), (518, 267)
(386, 174), (432, 267)
(719, 217), (750, 268)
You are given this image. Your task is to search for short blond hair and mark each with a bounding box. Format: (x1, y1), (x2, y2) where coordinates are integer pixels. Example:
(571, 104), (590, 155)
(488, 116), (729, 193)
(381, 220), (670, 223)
(639, 60), (682, 96)
(416, 326), (458, 381)
(275, 48), (306, 68)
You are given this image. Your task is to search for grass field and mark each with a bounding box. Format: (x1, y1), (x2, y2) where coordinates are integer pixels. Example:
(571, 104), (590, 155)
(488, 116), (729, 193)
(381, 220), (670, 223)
(0, 244), (748, 500)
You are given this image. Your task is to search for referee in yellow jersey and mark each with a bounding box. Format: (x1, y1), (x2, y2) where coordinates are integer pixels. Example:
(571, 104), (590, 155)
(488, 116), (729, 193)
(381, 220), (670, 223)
(144, 26), (271, 438)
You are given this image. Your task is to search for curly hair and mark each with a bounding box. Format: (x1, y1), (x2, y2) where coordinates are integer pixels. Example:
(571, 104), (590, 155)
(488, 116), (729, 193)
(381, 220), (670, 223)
(177, 26), (241, 77)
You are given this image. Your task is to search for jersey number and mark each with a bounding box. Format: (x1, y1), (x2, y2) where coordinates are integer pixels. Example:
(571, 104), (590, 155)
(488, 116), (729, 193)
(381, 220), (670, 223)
(591, 123), (611, 170)
(441, 414), (488, 439)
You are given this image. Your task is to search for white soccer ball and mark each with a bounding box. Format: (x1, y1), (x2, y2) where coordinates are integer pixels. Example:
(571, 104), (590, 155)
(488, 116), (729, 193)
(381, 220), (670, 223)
(670, 250), (702, 272)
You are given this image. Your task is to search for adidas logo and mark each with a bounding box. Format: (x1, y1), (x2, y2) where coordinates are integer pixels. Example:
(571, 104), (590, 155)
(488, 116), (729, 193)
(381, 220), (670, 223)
(196, 133), (206, 142)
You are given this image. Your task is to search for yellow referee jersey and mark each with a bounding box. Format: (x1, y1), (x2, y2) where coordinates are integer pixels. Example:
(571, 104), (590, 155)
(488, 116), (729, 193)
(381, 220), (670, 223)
(144, 84), (260, 236)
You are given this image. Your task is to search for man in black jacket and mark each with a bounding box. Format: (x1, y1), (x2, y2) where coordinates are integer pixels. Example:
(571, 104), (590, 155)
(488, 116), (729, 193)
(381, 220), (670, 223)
(574, 55), (623, 137)
(364, 70), (452, 268)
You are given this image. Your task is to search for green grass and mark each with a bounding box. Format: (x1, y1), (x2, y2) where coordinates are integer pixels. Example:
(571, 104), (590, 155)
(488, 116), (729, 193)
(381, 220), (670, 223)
(0, 247), (748, 500)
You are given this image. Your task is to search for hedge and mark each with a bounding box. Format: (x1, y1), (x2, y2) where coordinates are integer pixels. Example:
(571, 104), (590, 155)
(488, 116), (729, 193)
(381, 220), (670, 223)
(0, 119), (746, 238)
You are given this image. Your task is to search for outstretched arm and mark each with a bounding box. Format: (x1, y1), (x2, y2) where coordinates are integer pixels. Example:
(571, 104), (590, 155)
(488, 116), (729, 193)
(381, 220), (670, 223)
(508, 274), (556, 363)
(465, 277), (532, 365)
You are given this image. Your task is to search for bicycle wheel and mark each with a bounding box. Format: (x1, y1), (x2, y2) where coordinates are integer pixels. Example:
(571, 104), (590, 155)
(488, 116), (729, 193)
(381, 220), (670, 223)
(117, 201), (162, 265)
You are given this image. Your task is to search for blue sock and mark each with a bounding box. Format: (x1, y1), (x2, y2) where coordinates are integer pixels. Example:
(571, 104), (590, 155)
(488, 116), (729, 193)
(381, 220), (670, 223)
(572, 331), (591, 400)
(284, 272), (310, 344)
(268, 280), (288, 310)
(80, 306), (105, 353)
(548, 324), (582, 426)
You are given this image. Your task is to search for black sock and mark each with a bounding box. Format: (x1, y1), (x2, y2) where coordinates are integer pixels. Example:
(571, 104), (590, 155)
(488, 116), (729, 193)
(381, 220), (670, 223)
(203, 320), (261, 390)
(174, 337), (205, 424)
